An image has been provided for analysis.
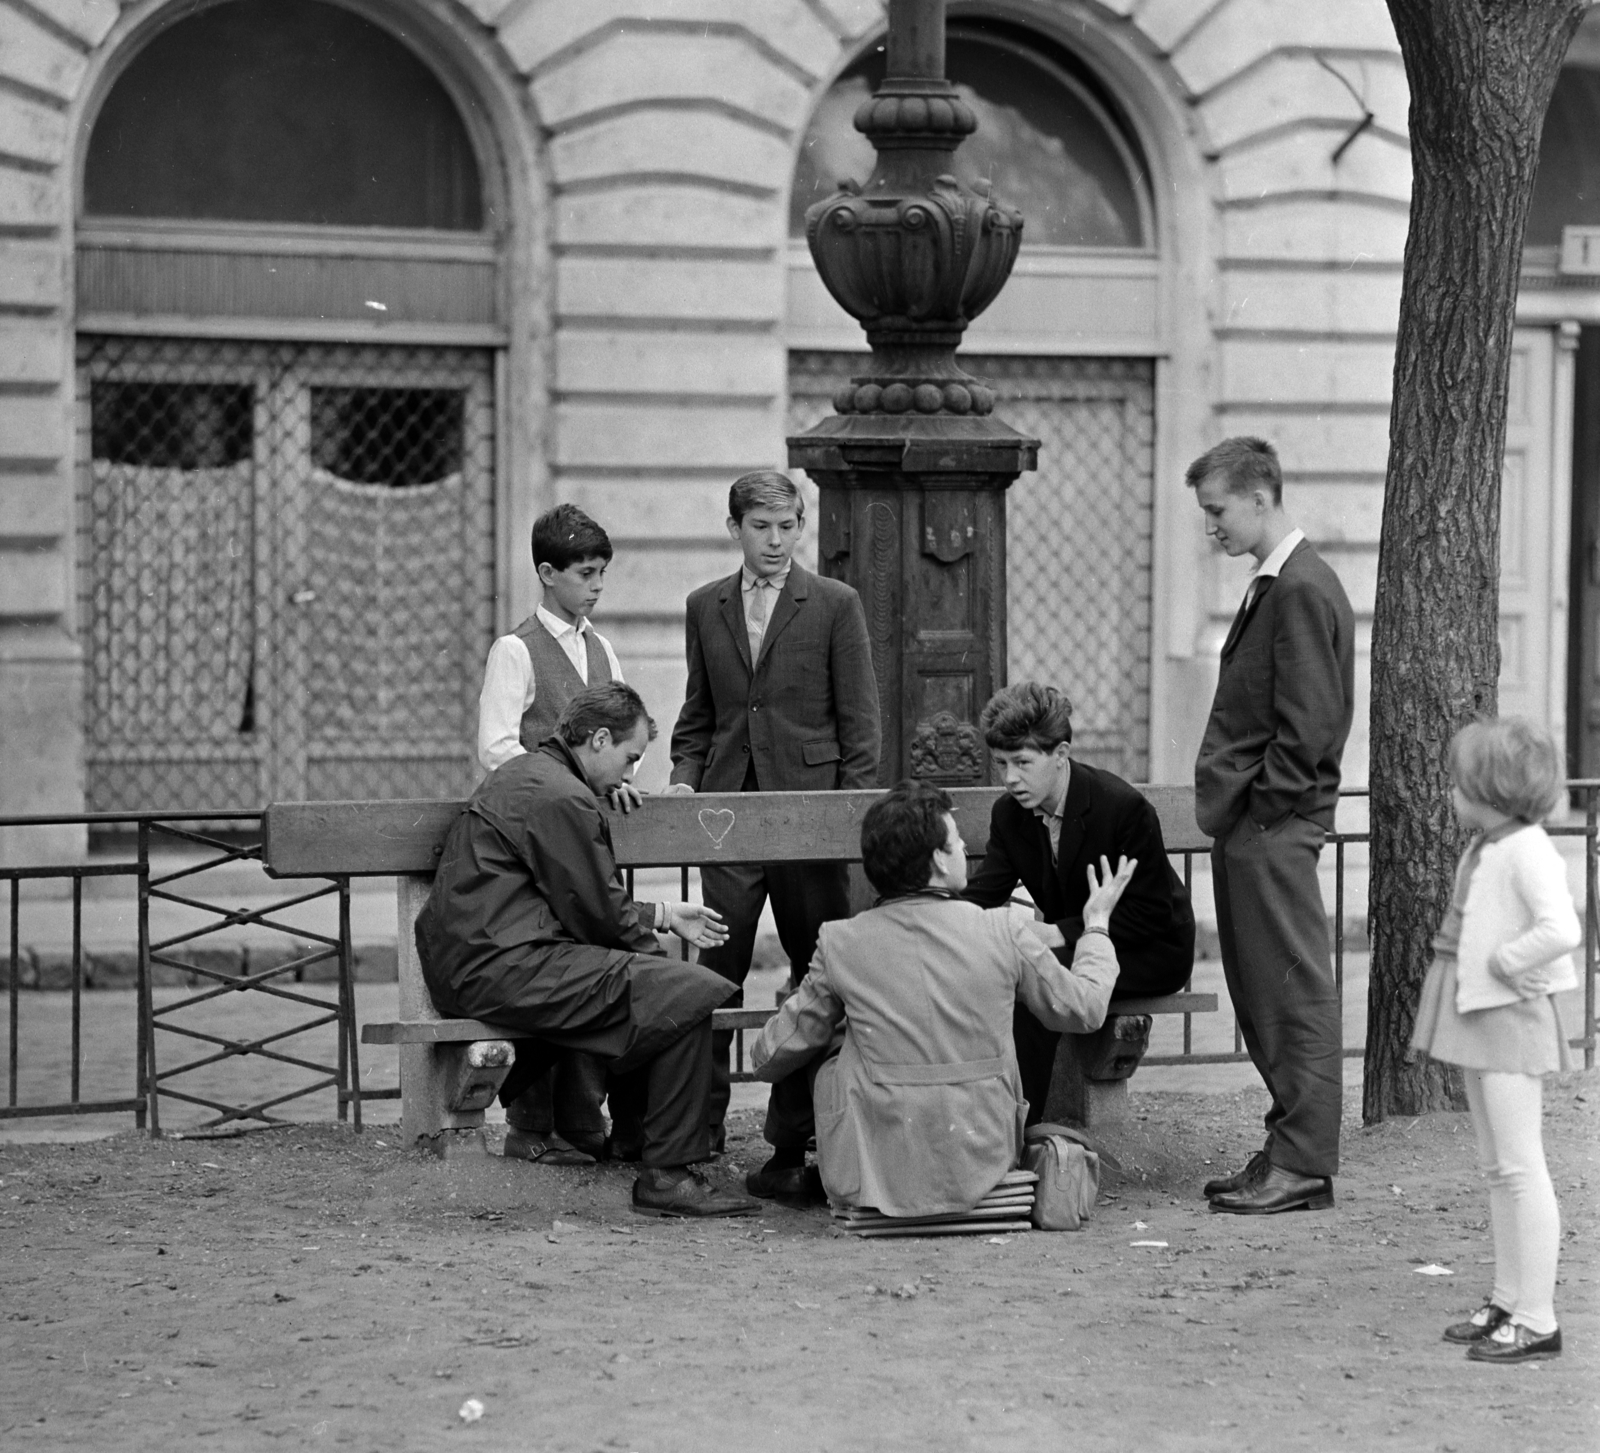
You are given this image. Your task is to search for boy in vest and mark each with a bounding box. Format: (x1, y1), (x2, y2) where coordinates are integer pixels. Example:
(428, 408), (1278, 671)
(477, 503), (629, 1164)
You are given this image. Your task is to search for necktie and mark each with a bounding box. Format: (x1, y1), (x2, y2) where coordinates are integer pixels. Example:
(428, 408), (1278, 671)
(747, 579), (770, 661)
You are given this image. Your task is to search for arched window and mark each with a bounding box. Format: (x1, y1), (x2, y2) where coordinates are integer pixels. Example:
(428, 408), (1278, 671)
(1528, 64), (1600, 246)
(791, 20), (1151, 249)
(84, 0), (484, 230)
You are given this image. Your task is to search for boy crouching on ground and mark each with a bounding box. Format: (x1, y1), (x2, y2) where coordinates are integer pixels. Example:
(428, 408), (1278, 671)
(750, 780), (1134, 1217)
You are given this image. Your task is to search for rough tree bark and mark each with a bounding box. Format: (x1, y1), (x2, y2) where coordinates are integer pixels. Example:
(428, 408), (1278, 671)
(1367, 0), (1585, 1121)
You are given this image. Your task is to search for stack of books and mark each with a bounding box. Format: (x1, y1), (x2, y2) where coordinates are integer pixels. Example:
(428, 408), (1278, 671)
(833, 1168), (1037, 1237)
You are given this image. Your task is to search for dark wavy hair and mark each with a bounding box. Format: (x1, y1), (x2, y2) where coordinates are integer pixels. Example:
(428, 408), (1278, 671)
(860, 780), (956, 898)
(533, 503), (613, 571)
(556, 681), (656, 747)
(980, 681), (1073, 754)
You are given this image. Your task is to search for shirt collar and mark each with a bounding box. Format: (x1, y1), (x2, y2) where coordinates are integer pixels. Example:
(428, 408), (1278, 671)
(741, 565), (790, 594)
(1253, 527), (1305, 582)
(536, 604), (587, 640)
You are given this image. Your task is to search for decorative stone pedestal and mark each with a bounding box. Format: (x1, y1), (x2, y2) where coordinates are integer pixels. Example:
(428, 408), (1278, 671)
(787, 0), (1037, 785)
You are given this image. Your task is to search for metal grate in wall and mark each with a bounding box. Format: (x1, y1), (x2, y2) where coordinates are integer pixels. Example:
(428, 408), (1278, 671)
(788, 352), (1155, 781)
(77, 335), (496, 812)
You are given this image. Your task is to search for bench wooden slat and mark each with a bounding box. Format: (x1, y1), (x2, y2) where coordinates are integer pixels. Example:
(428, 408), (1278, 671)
(361, 994), (1216, 1047)
(263, 784), (1206, 879)
(1109, 992), (1217, 1016)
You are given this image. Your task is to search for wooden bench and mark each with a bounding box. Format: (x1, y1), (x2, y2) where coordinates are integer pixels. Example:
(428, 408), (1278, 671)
(262, 786), (1215, 1155)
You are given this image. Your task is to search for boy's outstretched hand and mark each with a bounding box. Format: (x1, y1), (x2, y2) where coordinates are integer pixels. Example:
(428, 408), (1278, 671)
(1082, 855), (1137, 933)
(667, 902), (727, 949)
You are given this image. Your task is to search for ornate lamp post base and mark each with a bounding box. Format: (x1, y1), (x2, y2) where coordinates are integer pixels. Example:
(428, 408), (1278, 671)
(788, 0), (1037, 786)
(791, 417), (1035, 786)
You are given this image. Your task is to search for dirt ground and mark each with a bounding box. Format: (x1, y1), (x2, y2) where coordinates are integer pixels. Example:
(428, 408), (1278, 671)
(1, 1082), (1595, 1453)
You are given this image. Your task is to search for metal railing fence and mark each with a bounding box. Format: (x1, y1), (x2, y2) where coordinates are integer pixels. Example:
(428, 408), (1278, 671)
(2, 811), (356, 1134)
(4, 789), (1596, 1132)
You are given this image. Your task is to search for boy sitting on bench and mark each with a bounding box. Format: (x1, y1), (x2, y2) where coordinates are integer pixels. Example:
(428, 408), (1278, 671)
(749, 781), (1135, 1218)
(417, 681), (759, 1218)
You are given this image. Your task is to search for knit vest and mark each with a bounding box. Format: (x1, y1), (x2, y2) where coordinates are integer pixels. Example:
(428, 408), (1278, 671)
(513, 616), (614, 751)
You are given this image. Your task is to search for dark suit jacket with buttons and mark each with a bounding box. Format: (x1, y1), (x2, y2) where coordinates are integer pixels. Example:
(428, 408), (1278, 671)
(1194, 538), (1355, 840)
(669, 563), (880, 792)
(965, 759), (1195, 993)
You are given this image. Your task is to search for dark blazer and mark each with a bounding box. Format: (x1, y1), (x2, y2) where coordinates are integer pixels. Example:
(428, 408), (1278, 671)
(670, 563), (880, 793)
(965, 759), (1195, 992)
(1194, 539), (1355, 839)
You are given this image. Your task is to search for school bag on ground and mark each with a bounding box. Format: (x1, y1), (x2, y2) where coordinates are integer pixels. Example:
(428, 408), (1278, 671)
(1023, 1122), (1101, 1231)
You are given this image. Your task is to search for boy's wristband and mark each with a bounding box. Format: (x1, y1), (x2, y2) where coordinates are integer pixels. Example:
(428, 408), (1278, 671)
(654, 901), (669, 932)
(1080, 925), (1111, 941)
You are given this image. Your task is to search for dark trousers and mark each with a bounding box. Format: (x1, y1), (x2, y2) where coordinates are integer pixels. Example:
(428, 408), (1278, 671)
(1212, 813), (1343, 1178)
(498, 1021), (713, 1169)
(698, 858), (851, 1148)
(1012, 933), (1194, 1127)
(504, 1051), (613, 1143)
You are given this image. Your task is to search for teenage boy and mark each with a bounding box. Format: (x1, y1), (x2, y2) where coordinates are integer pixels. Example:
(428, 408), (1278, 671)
(1189, 436), (1354, 1215)
(964, 681), (1195, 1125)
(476, 503), (627, 1165)
(663, 469), (880, 1205)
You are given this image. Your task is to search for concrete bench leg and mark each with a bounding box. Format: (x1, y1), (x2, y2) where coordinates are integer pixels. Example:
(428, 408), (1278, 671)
(1042, 1014), (1153, 1130)
(400, 1040), (515, 1157)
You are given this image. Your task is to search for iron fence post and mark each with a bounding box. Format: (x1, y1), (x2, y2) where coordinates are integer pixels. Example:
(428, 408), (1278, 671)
(8, 876), (18, 1109)
(337, 875), (361, 1130)
(1587, 786), (1597, 1071)
(137, 818), (158, 1135)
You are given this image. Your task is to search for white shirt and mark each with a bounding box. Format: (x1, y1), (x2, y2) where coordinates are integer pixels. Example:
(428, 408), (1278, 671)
(742, 565), (790, 661)
(476, 606), (624, 771)
(1245, 527), (1305, 609)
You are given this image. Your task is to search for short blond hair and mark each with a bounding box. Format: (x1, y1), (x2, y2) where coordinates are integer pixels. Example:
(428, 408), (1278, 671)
(1448, 716), (1564, 823)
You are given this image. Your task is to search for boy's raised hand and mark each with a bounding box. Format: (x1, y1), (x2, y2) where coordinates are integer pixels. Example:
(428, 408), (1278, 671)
(1083, 855), (1137, 933)
(607, 784), (644, 814)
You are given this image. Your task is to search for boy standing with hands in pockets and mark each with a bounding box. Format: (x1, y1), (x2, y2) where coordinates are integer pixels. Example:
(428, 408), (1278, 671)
(476, 503), (631, 1165)
(664, 470), (880, 1204)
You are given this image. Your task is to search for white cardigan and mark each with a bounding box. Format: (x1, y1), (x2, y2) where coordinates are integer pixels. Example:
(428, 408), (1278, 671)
(1455, 823), (1581, 1014)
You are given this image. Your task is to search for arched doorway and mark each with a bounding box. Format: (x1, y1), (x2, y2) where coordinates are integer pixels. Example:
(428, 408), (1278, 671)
(787, 18), (1159, 780)
(75, 0), (504, 811)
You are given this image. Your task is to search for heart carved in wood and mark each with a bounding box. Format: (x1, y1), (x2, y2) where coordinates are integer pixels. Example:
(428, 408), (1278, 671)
(696, 807), (736, 849)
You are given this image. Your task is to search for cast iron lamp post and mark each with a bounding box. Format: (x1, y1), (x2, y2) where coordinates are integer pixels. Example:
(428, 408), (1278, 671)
(788, 0), (1037, 786)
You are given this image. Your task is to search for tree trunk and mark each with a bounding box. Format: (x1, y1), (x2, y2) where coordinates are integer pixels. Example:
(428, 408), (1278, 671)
(1367, 0), (1584, 1121)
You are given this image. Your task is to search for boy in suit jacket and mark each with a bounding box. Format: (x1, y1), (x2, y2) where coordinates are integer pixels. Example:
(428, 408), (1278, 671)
(1190, 436), (1354, 1216)
(664, 470), (880, 1203)
(965, 682), (1195, 1123)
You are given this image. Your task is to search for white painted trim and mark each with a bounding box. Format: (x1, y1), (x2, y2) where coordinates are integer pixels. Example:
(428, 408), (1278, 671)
(75, 313), (510, 347)
(77, 219), (499, 264)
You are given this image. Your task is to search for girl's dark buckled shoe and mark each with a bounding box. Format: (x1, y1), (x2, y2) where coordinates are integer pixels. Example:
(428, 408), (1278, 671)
(1443, 1302), (1510, 1344)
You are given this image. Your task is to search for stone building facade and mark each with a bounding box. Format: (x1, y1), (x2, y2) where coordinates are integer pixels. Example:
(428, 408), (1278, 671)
(0, 0), (1595, 857)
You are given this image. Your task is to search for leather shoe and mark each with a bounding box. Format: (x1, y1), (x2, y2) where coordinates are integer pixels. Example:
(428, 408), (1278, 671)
(503, 1129), (596, 1166)
(1444, 1302), (1511, 1344)
(1465, 1321), (1561, 1363)
(631, 1167), (760, 1218)
(1202, 1150), (1269, 1200)
(746, 1161), (827, 1209)
(1209, 1163), (1333, 1215)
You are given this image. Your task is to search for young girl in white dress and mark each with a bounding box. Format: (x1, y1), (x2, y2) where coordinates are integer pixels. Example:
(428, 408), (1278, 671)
(1410, 716), (1579, 1363)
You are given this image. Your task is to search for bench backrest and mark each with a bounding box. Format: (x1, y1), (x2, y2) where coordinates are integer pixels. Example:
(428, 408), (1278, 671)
(262, 785), (1207, 879)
